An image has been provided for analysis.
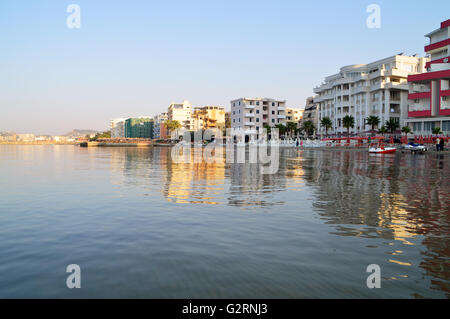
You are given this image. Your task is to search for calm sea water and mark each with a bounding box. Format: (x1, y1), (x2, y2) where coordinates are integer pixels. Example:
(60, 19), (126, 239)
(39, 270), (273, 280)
(0, 145), (448, 298)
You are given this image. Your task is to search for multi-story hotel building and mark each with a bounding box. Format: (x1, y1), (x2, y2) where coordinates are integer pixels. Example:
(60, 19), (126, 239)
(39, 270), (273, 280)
(405, 19), (450, 135)
(299, 96), (318, 128)
(192, 106), (226, 131)
(230, 98), (286, 137)
(124, 117), (154, 138)
(153, 113), (168, 139)
(167, 100), (193, 131)
(111, 117), (153, 138)
(110, 117), (129, 138)
(286, 107), (304, 126)
(314, 54), (428, 135)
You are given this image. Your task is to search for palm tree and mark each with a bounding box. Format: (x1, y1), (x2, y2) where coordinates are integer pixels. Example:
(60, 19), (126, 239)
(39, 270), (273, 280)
(164, 120), (182, 139)
(378, 125), (387, 136)
(366, 116), (380, 132)
(320, 117), (333, 137)
(342, 115), (355, 137)
(275, 123), (287, 137)
(432, 127), (442, 135)
(385, 119), (399, 134)
(401, 126), (411, 136)
(302, 121), (315, 138)
(286, 122), (297, 137)
(263, 124), (271, 135)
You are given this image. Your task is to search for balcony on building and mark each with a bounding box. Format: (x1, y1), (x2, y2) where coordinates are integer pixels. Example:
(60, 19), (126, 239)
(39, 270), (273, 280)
(389, 104), (401, 114)
(353, 83), (369, 94)
(341, 84), (350, 94)
(425, 38), (450, 53)
(389, 91), (401, 102)
(383, 68), (411, 78)
(408, 98), (432, 117)
(385, 81), (409, 90)
(368, 68), (382, 79)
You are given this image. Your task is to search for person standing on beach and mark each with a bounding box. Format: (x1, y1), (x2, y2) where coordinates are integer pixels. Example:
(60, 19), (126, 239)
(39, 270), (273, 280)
(436, 137), (441, 152)
(440, 138), (445, 151)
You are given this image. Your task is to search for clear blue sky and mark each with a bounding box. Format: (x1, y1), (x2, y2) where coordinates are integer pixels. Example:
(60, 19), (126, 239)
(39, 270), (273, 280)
(0, 0), (448, 134)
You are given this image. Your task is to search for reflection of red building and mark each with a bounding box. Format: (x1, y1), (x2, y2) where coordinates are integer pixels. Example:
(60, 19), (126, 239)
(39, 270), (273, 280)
(406, 19), (450, 135)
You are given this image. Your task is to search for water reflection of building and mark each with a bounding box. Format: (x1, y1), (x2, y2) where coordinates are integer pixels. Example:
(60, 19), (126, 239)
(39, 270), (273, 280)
(161, 148), (226, 204)
(299, 150), (449, 296)
(106, 146), (449, 296)
(227, 149), (292, 207)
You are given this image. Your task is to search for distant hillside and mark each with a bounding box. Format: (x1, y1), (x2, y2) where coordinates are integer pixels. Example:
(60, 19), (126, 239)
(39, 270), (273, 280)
(63, 129), (99, 137)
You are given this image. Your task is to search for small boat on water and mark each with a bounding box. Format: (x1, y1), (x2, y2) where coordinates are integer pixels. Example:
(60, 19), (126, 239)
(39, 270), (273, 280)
(368, 147), (397, 154)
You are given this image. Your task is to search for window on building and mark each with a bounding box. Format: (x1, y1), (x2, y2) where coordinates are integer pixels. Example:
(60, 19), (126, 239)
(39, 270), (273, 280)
(424, 122), (435, 132)
(442, 121), (450, 132)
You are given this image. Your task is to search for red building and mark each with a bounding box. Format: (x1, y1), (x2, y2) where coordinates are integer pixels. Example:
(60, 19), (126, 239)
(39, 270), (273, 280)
(406, 19), (450, 135)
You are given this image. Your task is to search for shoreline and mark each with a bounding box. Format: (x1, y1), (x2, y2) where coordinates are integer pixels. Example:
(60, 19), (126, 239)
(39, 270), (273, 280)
(1, 143), (448, 154)
(0, 142), (76, 145)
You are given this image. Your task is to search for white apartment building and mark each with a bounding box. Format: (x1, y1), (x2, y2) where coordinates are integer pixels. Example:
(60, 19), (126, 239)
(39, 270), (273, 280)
(230, 98), (286, 137)
(110, 117), (129, 138)
(314, 54), (428, 135)
(167, 100), (193, 131)
(16, 134), (35, 142)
